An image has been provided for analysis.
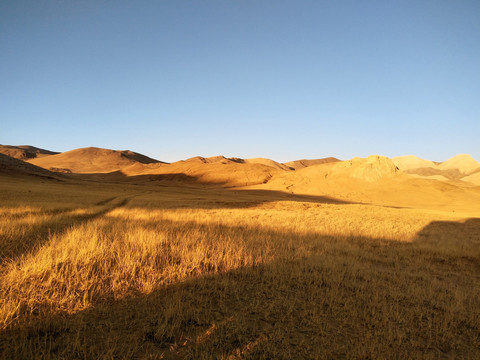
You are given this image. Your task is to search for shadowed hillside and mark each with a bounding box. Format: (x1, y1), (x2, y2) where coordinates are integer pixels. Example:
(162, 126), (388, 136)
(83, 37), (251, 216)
(0, 145), (59, 160)
(0, 153), (58, 178)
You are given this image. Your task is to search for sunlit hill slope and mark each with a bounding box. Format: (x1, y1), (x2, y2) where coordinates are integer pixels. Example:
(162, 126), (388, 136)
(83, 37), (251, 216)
(1, 145), (479, 211)
(22, 146), (162, 174)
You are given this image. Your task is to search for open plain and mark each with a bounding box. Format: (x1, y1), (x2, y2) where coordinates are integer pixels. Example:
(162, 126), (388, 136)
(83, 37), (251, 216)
(1, 146), (480, 359)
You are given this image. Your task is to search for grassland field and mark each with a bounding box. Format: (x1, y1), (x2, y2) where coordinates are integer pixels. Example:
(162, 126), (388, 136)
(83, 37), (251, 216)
(0, 174), (479, 359)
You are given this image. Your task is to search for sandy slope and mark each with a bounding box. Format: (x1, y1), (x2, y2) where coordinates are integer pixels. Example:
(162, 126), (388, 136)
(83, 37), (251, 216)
(404, 167), (466, 180)
(181, 156), (290, 170)
(406, 173), (450, 182)
(462, 171), (480, 186)
(394, 154), (480, 181)
(121, 158), (282, 187)
(0, 145), (59, 160)
(28, 147), (162, 173)
(392, 155), (437, 171)
(327, 155), (399, 181)
(283, 157), (340, 170)
(183, 156), (234, 164)
(244, 158), (291, 171)
(438, 154), (480, 174)
(247, 155), (480, 212)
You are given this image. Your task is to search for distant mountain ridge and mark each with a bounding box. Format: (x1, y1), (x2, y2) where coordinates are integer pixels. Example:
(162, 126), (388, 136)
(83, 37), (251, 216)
(393, 154), (480, 184)
(1, 144), (479, 186)
(1, 145), (479, 215)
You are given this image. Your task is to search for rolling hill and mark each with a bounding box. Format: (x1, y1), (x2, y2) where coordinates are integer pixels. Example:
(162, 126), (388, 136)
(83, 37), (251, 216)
(438, 154), (480, 175)
(2, 144), (479, 211)
(249, 155), (480, 212)
(27, 147), (162, 173)
(394, 154), (480, 182)
(392, 155), (437, 171)
(462, 171), (480, 186)
(283, 157), (340, 170)
(121, 155), (284, 187)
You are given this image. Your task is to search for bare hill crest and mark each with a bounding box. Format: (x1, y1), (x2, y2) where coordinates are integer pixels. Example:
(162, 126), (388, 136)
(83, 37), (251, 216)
(394, 154), (480, 182)
(392, 155), (437, 171)
(327, 155), (399, 182)
(250, 155), (480, 211)
(124, 156), (284, 187)
(283, 157), (340, 170)
(438, 154), (480, 174)
(27, 147), (163, 174)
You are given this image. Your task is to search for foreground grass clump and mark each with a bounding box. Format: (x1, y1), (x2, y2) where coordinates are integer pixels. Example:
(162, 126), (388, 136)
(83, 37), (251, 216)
(0, 178), (479, 359)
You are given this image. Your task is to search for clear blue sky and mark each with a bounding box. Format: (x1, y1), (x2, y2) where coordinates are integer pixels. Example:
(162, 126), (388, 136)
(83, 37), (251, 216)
(1, 0), (479, 163)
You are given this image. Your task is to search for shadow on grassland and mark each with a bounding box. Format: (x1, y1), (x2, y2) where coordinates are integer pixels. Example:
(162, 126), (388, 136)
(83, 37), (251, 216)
(2, 218), (480, 359)
(0, 197), (130, 262)
(414, 217), (480, 248)
(126, 187), (355, 211)
(86, 171), (356, 207)
(412, 217), (480, 272)
(2, 171), (355, 211)
(0, 172), (354, 269)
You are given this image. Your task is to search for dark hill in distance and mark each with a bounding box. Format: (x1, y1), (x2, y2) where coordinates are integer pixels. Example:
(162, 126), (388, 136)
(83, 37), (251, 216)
(283, 157), (340, 170)
(0, 145), (59, 160)
(0, 153), (57, 178)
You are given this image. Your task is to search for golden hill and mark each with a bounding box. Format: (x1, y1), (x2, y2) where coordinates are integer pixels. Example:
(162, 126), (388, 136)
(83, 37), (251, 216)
(394, 154), (480, 182)
(283, 157), (340, 170)
(404, 167), (465, 181)
(249, 155), (480, 212)
(27, 147), (162, 174)
(121, 157), (283, 187)
(392, 155), (437, 171)
(438, 154), (480, 174)
(4, 144), (480, 211)
(182, 156), (291, 171)
(244, 158), (292, 171)
(462, 171), (480, 186)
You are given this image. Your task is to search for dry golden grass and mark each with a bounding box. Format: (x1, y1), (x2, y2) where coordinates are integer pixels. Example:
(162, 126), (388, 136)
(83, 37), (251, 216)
(1, 175), (479, 359)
